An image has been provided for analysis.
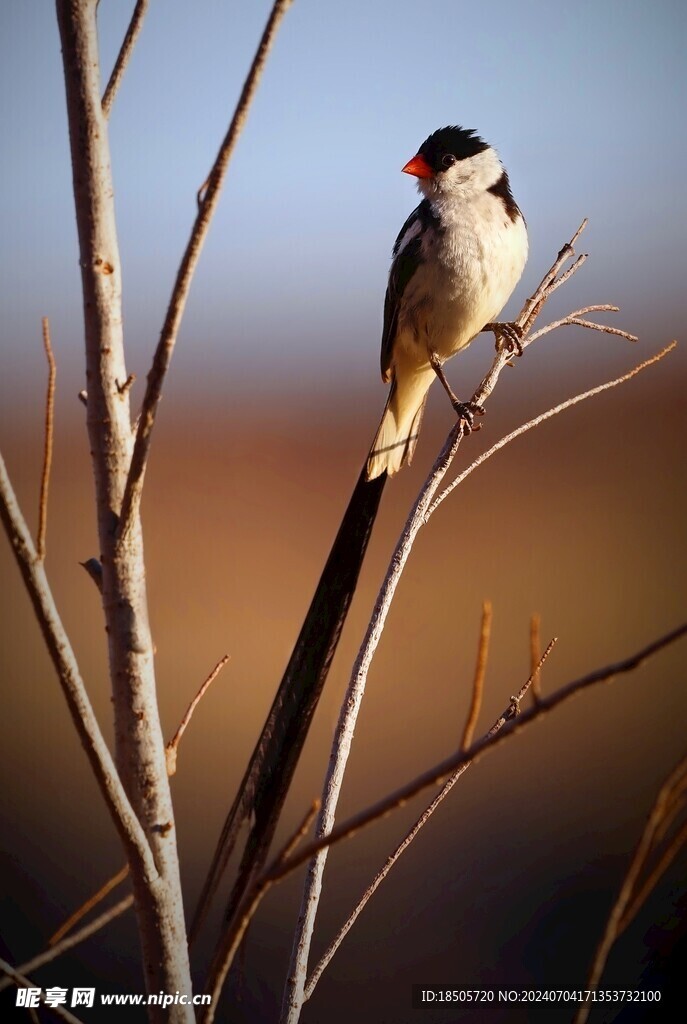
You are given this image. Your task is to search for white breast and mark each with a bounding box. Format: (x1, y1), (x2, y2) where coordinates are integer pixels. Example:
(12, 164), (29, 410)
(396, 193), (528, 366)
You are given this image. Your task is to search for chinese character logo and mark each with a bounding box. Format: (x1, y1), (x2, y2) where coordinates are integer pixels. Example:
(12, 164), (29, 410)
(44, 987), (68, 1007)
(16, 988), (41, 1008)
(71, 987), (96, 1007)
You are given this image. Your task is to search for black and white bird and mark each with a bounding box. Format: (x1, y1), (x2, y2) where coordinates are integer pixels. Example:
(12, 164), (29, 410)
(192, 129), (527, 938)
(366, 125), (528, 480)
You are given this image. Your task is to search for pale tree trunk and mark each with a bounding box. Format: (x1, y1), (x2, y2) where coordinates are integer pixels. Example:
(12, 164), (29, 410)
(55, 2), (193, 1018)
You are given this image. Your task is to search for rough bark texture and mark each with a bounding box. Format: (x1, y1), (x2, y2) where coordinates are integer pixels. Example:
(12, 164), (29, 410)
(55, 3), (193, 1018)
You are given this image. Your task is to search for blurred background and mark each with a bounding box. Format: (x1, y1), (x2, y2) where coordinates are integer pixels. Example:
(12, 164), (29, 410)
(1, 1), (685, 1021)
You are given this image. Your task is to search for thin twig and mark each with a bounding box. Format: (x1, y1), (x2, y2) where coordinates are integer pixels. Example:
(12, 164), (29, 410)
(37, 317), (56, 561)
(201, 801), (319, 1024)
(518, 219), (588, 332)
(0, 455), (156, 883)
(567, 304), (620, 316)
(49, 865), (130, 946)
(101, 0), (150, 117)
(118, 0), (293, 539)
(428, 344), (676, 516)
(205, 625), (683, 1004)
(0, 958), (86, 1023)
(116, 372), (136, 396)
(574, 753), (687, 1024)
(545, 253), (587, 295)
(529, 316), (638, 345)
(46, 652), (228, 949)
(528, 610), (544, 700)
(303, 609), (502, 1002)
(619, 820), (687, 932)
(461, 601), (492, 750)
(166, 654), (230, 776)
(0, 895), (134, 994)
(279, 801), (321, 864)
(645, 767), (687, 852)
(270, 626), (683, 886)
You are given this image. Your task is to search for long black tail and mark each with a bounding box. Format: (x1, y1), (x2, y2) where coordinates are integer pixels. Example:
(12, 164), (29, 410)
(190, 462), (386, 942)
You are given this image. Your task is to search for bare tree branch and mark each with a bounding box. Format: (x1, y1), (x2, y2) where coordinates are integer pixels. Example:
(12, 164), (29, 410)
(118, 0), (294, 539)
(620, 820), (687, 929)
(201, 802), (320, 1024)
(37, 316), (56, 561)
(518, 219), (588, 330)
(49, 865), (130, 947)
(466, 220), (638, 414)
(101, 0), (150, 118)
(45, 652), (229, 954)
(528, 313), (638, 345)
(302, 636), (557, 1003)
(55, 2), (193, 1012)
(204, 623), (685, 1009)
(166, 654), (230, 776)
(116, 372), (136, 396)
(530, 613), (542, 704)
(428, 343), (676, 516)
(0, 958), (86, 1023)
(0, 896), (134, 993)
(0, 455), (156, 881)
(461, 600), (492, 750)
(574, 753), (687, 1024)
(273, 623), (687, 886)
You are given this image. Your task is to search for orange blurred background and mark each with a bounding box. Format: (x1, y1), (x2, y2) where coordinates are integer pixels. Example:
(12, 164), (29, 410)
(1, 325), (685, 1020)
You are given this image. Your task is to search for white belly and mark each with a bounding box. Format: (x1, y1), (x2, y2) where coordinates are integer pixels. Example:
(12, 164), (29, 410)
(395, 196), (528, 368)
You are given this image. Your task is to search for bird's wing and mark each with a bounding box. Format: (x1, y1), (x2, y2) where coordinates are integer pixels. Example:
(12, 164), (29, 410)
(380, 204), (426, 382)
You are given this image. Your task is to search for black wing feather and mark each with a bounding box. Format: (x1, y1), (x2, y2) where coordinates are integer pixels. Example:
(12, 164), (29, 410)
(380, 199), (440, 381)
(380, 206), (423, 381)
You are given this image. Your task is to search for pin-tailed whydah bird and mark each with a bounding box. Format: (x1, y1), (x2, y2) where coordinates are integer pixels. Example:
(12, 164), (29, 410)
(192, 127), (527, 940)
(367, 125), (528, 478)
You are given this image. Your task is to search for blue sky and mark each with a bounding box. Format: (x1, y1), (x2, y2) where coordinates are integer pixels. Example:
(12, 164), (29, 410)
(0, 0), (685, 409)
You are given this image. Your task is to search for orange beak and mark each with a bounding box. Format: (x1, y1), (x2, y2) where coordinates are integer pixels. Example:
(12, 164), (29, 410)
(401, 153), (434, 179)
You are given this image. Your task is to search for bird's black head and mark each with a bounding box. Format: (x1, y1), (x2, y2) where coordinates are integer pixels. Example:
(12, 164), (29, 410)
(417, 125), (489, 174)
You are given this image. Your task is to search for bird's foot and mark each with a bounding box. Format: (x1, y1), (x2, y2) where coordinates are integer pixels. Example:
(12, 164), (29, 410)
(452, 399), (485, 436)
(484, 321), (524, 357)
(428, 352), (484, 434)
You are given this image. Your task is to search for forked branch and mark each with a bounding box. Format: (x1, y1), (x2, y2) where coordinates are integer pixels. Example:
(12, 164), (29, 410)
(0, 456), (156, 883)
(19, 652), (231, 969)
(303, 631), (557, 1003)
(203, 622), (687, 1016)
(0, 895), (134, 994)
(275, 623), (687, 885)
(0, 958), (85, 1024)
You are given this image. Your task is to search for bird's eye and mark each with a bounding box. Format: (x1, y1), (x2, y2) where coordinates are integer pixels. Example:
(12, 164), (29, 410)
(442, 153), (456, 168)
